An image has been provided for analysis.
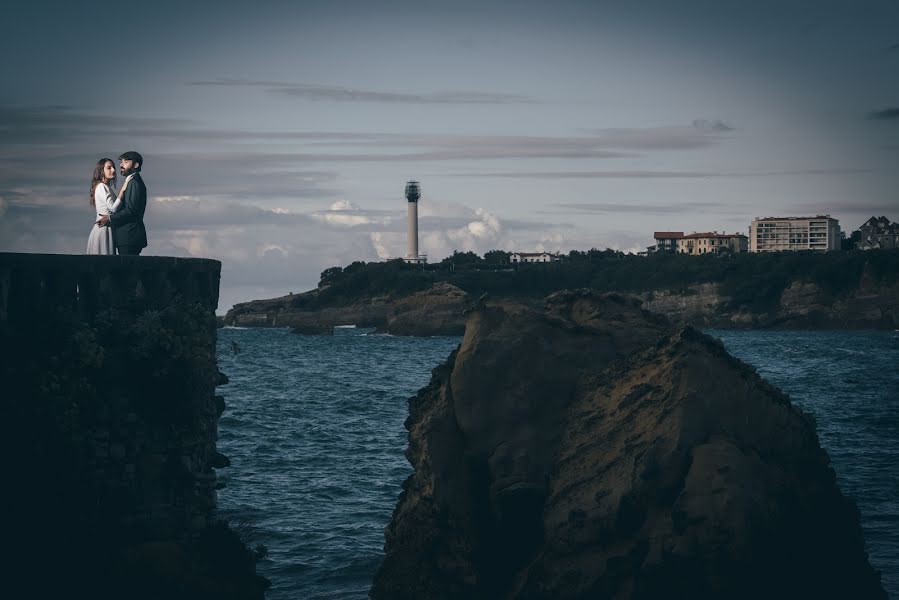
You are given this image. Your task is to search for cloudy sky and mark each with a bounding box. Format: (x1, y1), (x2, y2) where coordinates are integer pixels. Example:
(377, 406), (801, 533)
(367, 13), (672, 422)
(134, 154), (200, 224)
(1, 0), (897, 312)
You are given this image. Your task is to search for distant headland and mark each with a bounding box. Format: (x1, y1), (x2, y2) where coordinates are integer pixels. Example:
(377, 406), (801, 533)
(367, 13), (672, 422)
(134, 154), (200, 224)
(224, 249), (899, 334)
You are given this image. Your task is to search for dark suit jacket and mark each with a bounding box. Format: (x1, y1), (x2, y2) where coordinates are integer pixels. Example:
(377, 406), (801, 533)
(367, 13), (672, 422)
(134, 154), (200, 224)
(110, 172), (148, 249)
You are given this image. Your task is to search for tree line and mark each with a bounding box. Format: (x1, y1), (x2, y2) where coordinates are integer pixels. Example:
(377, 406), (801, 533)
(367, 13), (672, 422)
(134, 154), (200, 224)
(304, 249), (899, 314)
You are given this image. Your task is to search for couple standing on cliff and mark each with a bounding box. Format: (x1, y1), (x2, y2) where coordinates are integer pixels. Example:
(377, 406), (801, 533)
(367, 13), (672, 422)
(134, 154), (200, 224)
(86, 151), (148, 256)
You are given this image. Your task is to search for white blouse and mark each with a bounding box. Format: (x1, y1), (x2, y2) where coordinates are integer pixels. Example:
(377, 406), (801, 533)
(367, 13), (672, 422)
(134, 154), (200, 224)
(94, 183), (121, 217)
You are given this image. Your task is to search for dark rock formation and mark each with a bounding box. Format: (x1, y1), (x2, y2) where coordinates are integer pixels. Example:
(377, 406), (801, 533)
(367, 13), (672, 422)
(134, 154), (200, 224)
(0, 253), (267, 600)
(229, 282), (471, 336)
(386, 282), (470, 336)
(371, 289), (886, 600)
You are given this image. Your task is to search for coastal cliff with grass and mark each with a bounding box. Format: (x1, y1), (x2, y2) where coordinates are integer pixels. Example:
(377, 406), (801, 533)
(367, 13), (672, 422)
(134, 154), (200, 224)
(224, 250), (899, 334)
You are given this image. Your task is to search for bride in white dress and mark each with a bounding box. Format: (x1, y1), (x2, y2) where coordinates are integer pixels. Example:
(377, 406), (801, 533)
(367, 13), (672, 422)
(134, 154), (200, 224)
(86, 158), (134, 255)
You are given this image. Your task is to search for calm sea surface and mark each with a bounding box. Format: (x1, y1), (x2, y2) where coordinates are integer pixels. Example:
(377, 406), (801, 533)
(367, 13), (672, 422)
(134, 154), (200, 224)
(215, 328), (899, 599)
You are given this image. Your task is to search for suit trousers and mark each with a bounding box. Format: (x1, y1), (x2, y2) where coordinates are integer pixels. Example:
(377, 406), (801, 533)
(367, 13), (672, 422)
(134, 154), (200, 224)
(117, 246), (143, 256)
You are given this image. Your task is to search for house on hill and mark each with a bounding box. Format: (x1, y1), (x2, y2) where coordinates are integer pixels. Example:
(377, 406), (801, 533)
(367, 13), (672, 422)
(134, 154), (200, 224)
(647, 232), (684, 254)
(677, 232), (748, 255)
(857, 216), (899, 250)
(510, 252), (563, 264)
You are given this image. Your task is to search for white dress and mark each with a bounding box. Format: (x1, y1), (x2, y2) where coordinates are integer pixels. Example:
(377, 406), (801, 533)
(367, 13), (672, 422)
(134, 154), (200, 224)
(86, 183), (121, 255)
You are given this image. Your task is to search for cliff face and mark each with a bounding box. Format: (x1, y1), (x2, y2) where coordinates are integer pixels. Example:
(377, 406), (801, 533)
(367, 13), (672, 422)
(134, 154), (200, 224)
(0, 253), (267, 600)
(640, 277), (899, 329)
(387, 282), (470, 336)
(226, 270), (899, 335)
(371, 290), (885, 600)
(225, 282), (471, 335)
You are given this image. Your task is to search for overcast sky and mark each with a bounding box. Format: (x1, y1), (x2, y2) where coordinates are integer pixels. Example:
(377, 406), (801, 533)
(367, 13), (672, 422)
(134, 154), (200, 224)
(1, 0), (897, 312)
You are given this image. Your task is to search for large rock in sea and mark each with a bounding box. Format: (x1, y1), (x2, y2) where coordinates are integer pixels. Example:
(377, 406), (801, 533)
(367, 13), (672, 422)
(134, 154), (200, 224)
(371, 290), (886, 600)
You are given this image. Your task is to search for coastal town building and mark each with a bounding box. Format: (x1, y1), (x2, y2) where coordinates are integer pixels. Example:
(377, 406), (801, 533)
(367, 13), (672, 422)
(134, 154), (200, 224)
(750, 216), (841, 252)
(856, 216), (899, 250)
(646, 232), (684, 254)
(510, 252), (563, 264)
(676, 232), (748, 255)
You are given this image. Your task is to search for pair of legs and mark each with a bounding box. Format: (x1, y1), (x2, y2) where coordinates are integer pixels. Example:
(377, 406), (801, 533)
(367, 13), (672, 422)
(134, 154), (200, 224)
(117, 246), (142, 256)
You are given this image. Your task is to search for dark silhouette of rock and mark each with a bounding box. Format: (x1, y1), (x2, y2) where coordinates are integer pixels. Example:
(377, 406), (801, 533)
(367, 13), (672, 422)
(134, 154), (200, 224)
(371, 290), (886, 600)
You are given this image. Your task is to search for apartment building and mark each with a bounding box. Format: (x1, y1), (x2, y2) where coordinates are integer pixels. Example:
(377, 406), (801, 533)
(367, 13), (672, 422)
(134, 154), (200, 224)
(750, 216), (841, 252)
(676, 232), (749, 255)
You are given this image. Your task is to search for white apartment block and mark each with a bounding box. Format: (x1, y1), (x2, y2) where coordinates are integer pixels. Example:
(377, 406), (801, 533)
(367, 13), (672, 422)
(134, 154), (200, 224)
(750, 216), (841, 252)
(510, 252), (563, 264)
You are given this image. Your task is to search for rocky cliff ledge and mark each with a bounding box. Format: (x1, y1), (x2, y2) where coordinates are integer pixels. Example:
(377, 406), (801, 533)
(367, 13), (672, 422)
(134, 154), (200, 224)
(371, 290), (886, 600)
(386, 282), (471, 336)
(226, 282), (472, 335)
(639, 272), (899, 329)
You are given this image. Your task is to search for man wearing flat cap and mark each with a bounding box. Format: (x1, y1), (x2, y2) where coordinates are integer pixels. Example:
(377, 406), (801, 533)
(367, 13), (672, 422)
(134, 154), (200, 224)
(97, 150), (148, 255)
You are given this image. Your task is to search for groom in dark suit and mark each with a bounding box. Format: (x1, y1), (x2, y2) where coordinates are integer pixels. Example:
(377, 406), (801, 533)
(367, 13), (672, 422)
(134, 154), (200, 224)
(97, 151), (148, 255)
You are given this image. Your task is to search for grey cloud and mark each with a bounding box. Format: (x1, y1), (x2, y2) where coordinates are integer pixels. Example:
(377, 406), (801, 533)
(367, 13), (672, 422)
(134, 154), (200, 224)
(190, 79), (537, 105)
(692, 119), (734, 132)
(0, 198), (318, 239)
(453, 168), (871, 179)
(0, 148), (341, 202)
(147, 199), (318, 230)
(424, 215), (550, 231)
(0, 106), (191, 146)
(308, 208), (552, 235)
(0, 106), (392, 147)
(7, 108), (749, 173)
(0, 108), (721, 158)
(868, 108), (899, 120)
(0, 107), (632, 170)
(552, 202), (719, 215)
(788, 199), (899, 219)
(463, 170), (722, 179)
(141, 145), (630, 164)
(579, 121), (735, 150)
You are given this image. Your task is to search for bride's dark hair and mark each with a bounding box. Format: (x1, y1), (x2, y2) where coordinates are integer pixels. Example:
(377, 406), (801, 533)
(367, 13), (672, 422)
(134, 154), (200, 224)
(90, 158), (117, 206)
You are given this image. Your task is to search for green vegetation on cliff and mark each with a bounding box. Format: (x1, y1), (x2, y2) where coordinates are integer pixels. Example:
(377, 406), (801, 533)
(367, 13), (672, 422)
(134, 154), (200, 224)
(294, 250), (899, 313)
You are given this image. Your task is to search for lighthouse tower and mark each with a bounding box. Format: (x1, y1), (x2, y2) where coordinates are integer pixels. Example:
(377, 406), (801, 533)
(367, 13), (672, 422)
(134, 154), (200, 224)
(403, 181), (427, 264)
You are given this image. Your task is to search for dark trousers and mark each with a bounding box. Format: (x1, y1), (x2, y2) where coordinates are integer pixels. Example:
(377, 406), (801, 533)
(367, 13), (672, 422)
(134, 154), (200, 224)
(117, 246), (143, 256)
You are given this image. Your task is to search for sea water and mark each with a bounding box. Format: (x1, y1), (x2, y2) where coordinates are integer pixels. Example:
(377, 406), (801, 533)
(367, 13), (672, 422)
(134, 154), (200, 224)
(216, 328), (899, 599)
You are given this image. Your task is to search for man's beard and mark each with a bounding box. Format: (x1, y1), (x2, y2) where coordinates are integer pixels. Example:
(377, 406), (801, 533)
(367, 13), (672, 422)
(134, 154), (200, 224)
(120, 166), (135, 176)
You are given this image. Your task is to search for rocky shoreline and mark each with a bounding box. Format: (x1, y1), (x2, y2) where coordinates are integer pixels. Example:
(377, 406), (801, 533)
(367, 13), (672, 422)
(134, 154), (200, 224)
(224, 282), (477, 335)
(223, 275), (899, 335)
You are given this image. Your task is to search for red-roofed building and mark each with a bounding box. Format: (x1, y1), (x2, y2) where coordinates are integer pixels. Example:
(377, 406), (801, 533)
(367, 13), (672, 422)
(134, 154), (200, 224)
(647, 231), (684, 254)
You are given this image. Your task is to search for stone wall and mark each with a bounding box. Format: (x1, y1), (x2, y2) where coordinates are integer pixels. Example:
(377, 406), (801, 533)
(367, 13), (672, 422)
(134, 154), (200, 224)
(0, 252), (221, 320)
(0, 253), (265, 599)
